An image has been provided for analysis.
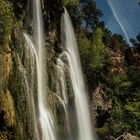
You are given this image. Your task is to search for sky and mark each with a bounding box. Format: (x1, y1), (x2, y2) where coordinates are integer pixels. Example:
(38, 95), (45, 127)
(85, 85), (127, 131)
(95, 0), (140, 45)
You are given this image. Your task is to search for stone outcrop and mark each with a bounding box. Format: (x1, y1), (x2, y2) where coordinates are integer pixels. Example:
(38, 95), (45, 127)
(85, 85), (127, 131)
(0, 90), (16, 127)
(91, 84), (112, 127)
(124, 133), (139, 140)
(105, 133), (139, 140)
(107, 48), (126, 74)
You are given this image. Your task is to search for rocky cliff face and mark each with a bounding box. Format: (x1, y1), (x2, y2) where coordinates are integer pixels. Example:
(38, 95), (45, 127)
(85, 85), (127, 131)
(0, 26), (36, 139)
(0, 0), (64, 139)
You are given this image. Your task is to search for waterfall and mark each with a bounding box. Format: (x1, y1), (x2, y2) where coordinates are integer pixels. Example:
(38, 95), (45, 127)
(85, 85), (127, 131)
(56, 58), (68, 105)
(32, 0), (56, 139)
(24, 33), (39, 140)
(55, 58), (71, 139)
(24, 32), (56, 140)
(60, 8), (94, 140)
(25, 0), (95, 139)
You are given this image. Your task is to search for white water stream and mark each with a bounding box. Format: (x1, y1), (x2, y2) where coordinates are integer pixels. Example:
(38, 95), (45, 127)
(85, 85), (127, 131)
(60, 8), (95, 140)
(33, 0), (56, 139)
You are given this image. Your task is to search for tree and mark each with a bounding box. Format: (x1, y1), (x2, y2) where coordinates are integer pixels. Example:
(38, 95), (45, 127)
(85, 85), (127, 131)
(91, 28), (105, 71)
(130, 33), (140, 52)
(78, 28), (106, 88)
(63, 0), (104, 35)
(80, 0), (103, 31)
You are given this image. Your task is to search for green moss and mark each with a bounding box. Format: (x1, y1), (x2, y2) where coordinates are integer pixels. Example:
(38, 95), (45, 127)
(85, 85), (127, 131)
(63, 0), (79, 6)
(0, 0), (15, 40)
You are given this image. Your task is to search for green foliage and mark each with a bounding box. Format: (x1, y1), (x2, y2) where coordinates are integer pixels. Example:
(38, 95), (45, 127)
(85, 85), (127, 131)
(91, 28), (105, 71)
(139, 0), (140, 5)
(78, 36), (93, 84)
(102, 28), (112, 47)
(64, 0), (103, 34)
(110, 74), (131, 91)
(109, 34), (128, 52)
(102, 29), (128, 51)
(125, 102), (140, 117)
(78, 28), (107, 87)
(127, 66), (140, 89)
(63, 0), (81, 33)
(63, 0), (79, 7)
(81, 0), (103, 30)
(0, 0), (14, 36)
(107, 99), (131, 137)
(96, 126), (110, 137)
(124, 88), (140, 135)
(79, 28), (106, 73)
(106, 71), (140, 137)
(78, 36), (91, 67)
(130, 33), (140, 52)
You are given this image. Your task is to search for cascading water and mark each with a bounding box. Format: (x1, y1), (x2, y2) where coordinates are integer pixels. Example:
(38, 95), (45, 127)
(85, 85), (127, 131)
(32, 0), (56, 139)
(25, 1), (95, 139)
(56, 58), (68, 105)
(55, 58), (71, 139)
(60, 8), (95, 140)
(24, 32), (56, 140)
(24, 33), (39, 139)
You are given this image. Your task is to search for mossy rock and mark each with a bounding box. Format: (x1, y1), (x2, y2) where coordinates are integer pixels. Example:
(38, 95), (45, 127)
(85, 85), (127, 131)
(0, 89), (16, 127)
(0, 131), (11, 140)
(96, 126), (109, 135)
